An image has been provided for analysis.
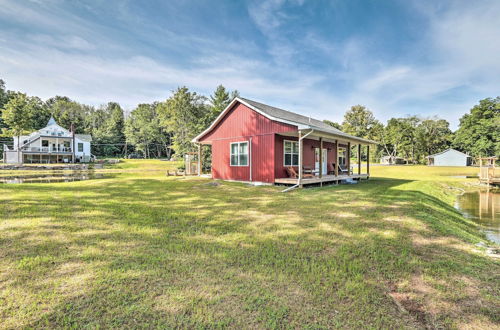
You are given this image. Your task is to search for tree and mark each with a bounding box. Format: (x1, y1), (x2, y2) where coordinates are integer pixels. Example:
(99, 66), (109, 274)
(1, 93), (47, 161)
(342, 105), (381, 161)
(205, 85), (238, 127)
(0, 79), (8, 129)
(453, 97), (500, 157)
(125, 103), (169, 158)
(46, 96), (90, 133)
(158, 87), (208, 156)
(323, 119), (342, 130)
(91, 102), (126, 156)
(378, 117), (412, 162)
(342, 105), (380, 139)
(416, 118), (452, 161)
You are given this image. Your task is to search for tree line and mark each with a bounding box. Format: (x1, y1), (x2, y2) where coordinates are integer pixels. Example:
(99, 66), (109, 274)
(333, 98), (499, 163)
(0, 78), (237, 160)
(1, 77), (498, 163)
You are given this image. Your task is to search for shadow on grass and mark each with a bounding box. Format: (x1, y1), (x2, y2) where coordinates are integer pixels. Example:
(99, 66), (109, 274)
(0, 176), (498, 328)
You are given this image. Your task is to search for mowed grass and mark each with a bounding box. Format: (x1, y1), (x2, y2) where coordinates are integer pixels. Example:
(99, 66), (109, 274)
(0, 161), (498, 329)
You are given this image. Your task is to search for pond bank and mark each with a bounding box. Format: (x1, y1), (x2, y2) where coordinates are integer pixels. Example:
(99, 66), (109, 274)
(0, 163), (103, 170)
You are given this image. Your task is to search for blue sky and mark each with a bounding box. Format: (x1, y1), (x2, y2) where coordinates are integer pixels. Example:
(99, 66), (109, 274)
(1, 0), (499, 129)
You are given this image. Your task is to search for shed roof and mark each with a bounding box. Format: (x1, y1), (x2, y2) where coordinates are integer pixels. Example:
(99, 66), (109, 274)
(426, 148), (470, 158)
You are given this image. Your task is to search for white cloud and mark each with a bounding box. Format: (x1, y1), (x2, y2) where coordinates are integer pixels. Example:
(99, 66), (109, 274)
(0, 0), (499, 130)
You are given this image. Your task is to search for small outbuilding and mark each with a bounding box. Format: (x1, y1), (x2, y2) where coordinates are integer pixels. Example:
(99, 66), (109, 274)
(426, 148), (471, 166)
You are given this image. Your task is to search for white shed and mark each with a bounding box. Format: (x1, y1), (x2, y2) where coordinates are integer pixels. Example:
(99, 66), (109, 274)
(426, 148), (471, 166)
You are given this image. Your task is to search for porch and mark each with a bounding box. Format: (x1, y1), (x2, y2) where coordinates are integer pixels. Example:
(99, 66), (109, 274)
(22, 153), (74, 164)
(276, 128), (374, 188)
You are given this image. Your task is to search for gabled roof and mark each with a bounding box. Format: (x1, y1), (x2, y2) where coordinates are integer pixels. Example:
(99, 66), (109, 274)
(239, 98), (345, 134)
(427, 148), (470, 158)
(193, 97), (377, 144)
(47, 116), (57, 126)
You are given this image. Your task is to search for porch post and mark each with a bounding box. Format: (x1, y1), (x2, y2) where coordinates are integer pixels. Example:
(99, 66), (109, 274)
(358, 144), (361, 175)
(319, 137), (323, 179)
(334, 140), (339, 177)
(298, 131), (303, 187)
(367, 145), (370, 177)
(347, 142), (351, 176)
(197, 143), (202, 176)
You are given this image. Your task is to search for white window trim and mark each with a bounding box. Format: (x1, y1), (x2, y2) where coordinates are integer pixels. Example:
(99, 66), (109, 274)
(230, 141), (249, 167)
(283, 139), (299, 167)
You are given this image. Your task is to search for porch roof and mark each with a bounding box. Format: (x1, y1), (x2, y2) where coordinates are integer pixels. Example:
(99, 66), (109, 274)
(277, 128), (377, 146)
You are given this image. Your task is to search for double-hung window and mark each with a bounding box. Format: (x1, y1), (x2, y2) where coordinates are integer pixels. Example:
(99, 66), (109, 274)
(284, 140), (299, 166)
(230, 142), (248, 166)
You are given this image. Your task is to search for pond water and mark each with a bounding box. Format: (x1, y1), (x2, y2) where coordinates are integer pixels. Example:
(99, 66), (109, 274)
(0, 172), (112, 184)
(455, 190), (500, 244)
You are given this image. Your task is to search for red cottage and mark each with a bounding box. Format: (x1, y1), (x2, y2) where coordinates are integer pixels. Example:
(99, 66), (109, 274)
(193, 97), (376, 187)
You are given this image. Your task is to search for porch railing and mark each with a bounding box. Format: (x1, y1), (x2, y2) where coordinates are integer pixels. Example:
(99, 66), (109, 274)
(21, 146), (73, 153)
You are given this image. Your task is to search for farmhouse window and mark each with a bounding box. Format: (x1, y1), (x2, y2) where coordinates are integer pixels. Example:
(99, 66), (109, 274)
(284, 140), (299, 166)
(230, 142), (248, 166)
(78, 143), (84, 152)
(41, 140), (49, 147)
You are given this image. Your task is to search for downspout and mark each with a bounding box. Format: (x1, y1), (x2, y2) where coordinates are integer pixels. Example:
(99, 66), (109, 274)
(249, 137), (252, 182)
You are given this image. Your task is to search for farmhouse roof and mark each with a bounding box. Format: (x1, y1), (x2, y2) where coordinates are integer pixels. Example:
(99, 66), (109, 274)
(47, 116), (57, 126)
(426, 148), (470, 158)
(76, 134), (92, 142)
(194, 97), (377, 145)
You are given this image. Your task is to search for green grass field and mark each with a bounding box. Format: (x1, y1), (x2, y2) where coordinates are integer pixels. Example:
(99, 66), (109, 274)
(0, 161), (498, 329)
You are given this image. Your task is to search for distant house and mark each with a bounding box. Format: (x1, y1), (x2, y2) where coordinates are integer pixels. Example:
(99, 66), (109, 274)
(426, 148), (471, 166)
(192, 97), (376, 186)
(380, 155), (408, 165)
(3, 117), (92, 164)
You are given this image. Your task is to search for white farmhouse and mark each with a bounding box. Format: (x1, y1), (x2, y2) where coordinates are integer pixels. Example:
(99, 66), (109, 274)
(426, 148), (471, 166)
(3, 117), (93, 164)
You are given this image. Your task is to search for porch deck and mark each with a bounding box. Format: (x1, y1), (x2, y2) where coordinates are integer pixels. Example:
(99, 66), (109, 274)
(275, 173), (369, 185)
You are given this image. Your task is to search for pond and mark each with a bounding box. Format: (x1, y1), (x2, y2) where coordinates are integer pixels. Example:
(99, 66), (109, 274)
(0, 172), (113, 184)
(455, 189), (500, 244)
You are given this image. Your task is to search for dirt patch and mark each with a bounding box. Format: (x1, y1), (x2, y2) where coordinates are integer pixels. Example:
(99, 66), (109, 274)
(387, 273), (437, 328)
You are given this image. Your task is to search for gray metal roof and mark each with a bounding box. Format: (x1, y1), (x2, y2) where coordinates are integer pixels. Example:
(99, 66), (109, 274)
(426, 148), (470, 158)
(239, 98), (377, 144)
(240, 98), (344, 133)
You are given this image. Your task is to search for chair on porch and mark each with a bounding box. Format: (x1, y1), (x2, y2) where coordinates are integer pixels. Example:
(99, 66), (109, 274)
(338, 164), (351, 175)
(286, 166), (314, 179)
(302, 165), (314, 175)
(328, 163), (336, 175)
(327, 163), (351, 175)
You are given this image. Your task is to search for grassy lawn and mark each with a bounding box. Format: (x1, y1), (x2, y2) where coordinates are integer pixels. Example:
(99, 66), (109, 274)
(0, 161), (498, 328)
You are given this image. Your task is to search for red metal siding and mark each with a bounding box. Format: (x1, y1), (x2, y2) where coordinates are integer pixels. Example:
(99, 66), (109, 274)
(199, 102), (295, 183)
